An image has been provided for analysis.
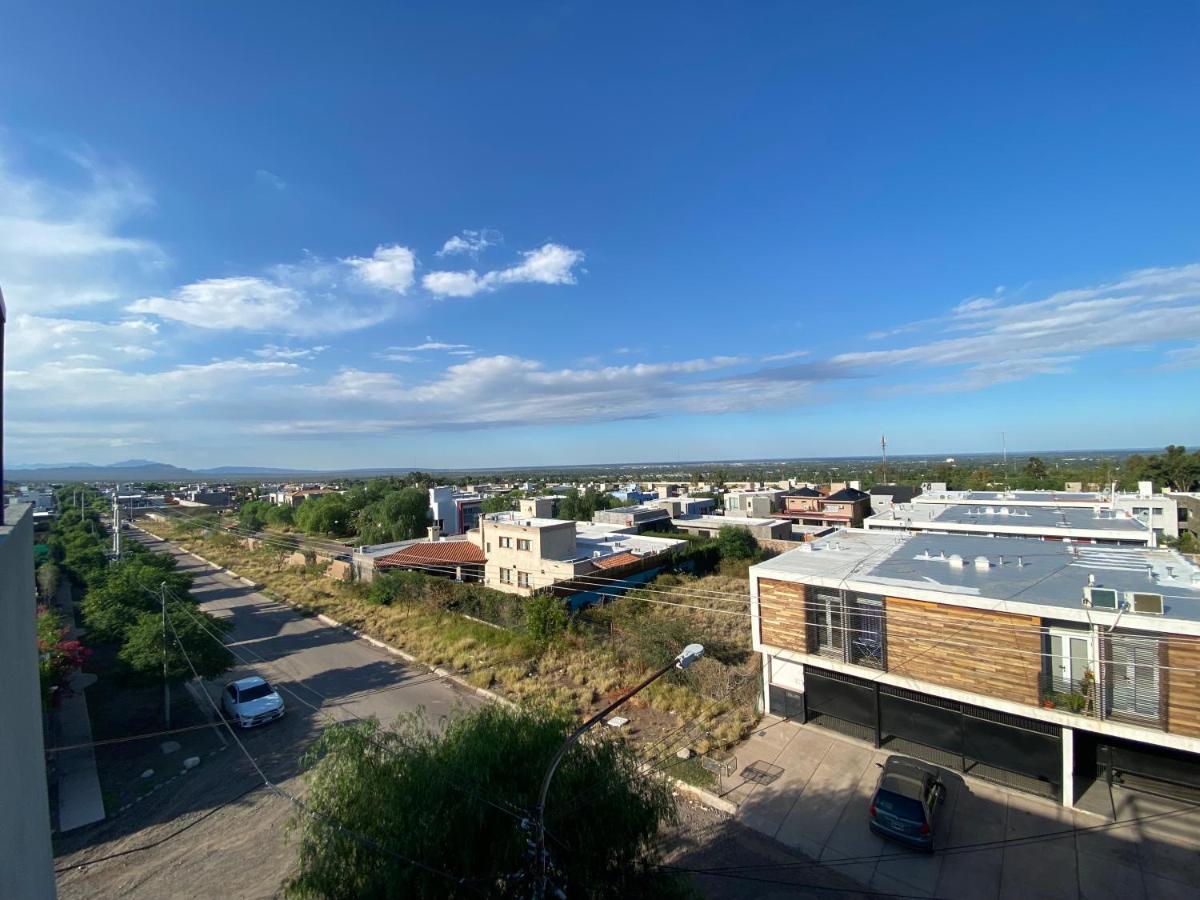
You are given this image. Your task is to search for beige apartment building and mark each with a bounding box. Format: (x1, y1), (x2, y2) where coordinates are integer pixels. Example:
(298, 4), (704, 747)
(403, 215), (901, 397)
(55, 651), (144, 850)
(471, 512), (684, 596)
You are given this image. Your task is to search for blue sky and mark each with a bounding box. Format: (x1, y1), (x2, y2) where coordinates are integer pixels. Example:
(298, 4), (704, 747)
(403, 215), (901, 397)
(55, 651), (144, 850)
(3, 2), (1199, 469)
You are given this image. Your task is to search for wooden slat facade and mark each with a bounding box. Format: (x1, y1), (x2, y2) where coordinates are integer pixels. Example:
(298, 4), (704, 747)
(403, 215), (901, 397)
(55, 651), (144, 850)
(1166, 635), (1200, 739)
(758, 578), (808, 654)
(883, 597), (1042, 706)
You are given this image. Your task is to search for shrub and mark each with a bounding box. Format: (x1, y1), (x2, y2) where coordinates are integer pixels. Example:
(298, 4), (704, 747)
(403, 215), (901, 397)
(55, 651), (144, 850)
(525, 594), (568, 645)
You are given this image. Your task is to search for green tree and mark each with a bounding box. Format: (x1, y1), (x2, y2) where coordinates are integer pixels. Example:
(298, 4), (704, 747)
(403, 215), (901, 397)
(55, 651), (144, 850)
(717, 525), (758, 561)
(119, 601), (234, 683)
(481, 495), (518, 514)
(81, 556), (194, 643)
(357, 487), (431, 543)
(1023, 456), (1048, 482)
(558, 487), (622, 522)
(524, 594), (567, 644)
(286, 706), (684, 899)
(296, 494), (354, 537)
(238, 499), (271, 531)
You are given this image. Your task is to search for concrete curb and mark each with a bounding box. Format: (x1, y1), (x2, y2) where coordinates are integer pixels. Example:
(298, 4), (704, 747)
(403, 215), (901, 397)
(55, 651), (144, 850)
(135, 526), (730, 799)
(314, 613), (517, 709)
(667, 776), (738, 815)
(137, 526), (514, 710)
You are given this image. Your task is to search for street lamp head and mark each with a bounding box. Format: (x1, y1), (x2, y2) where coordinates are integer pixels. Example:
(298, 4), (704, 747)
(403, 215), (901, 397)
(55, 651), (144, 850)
(675, 643), (705, 669)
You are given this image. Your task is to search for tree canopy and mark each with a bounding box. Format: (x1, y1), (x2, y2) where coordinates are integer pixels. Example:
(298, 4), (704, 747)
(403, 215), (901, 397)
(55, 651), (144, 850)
(717, 525), (759, 561)
(286, 705), (684, 899)
(558, 487), (621, 522)
(355, 487), (431, 544)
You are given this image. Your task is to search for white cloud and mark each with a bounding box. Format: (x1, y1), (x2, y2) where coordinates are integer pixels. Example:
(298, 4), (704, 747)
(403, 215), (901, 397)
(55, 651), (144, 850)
(0, 148), (163, 314)
(423, 242), (584, 298)
(834, 264), (1200, 391)
(342, 244), (416, 294)
(255, 169), (287, 191)
(436, 229), (501, 257)
(128, 248), (408, 336)
(762, 349), (810, 362)
(5, 313), (160, 369)
(391, 340), (472, 352)
(253, 344), (328, 360)
(1162, 343), (1200, 370)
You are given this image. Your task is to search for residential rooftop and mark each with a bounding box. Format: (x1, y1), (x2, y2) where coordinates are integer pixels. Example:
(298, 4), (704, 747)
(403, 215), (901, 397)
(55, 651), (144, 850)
(673, 514), (780, 529)
(753, 529), (1200, 629)
(867, 502), (1152, 535)
(482, 513), (572, 529)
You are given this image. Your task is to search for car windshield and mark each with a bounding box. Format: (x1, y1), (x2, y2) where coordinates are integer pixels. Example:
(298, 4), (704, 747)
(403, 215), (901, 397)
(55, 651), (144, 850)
(875, 789), (925, 822)
(238, 683), (274, 702)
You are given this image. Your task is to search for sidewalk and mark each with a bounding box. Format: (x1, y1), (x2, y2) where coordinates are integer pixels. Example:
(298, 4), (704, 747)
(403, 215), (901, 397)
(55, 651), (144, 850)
(712, 716), (1199, 899)
(51, 583), (105, 832)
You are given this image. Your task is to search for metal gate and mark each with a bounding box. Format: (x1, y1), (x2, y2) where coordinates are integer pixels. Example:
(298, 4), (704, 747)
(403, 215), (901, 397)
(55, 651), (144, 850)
(800, 667), (1063, 800)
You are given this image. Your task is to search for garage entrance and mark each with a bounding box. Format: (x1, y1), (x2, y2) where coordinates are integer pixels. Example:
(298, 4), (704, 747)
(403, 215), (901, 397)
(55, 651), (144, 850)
(781, 666), (1062, 800)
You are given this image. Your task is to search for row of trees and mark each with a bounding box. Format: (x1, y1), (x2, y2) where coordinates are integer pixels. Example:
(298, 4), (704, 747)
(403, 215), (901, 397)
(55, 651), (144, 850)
(48, 487), (234, 686)
(239, 480), (432, 544)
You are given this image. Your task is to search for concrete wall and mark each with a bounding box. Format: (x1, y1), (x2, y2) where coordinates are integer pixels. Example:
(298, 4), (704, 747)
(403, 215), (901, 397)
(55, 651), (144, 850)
(0, 504), (56, 899)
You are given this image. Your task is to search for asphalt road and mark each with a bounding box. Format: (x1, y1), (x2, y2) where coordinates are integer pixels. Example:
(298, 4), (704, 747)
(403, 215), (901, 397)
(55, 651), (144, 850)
(56, 528), (479, 899)
(135, 529), (477, 733)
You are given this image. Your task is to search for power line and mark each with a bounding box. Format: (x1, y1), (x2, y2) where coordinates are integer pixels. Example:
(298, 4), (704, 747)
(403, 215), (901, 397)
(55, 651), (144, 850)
(162, 601), (489, 893)
(137, 521), (1200, 678)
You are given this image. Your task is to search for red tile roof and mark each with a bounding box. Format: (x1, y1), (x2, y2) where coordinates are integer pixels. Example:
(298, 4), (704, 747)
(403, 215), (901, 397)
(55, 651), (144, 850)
(592, 551), (640, 570)
(376, 541), (486, 568)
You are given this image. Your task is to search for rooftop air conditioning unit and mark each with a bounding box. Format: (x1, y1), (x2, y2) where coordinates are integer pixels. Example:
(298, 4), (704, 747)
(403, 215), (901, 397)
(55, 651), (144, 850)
(1126, 592), (1164, 615)
(1083, 587), (1118, 610)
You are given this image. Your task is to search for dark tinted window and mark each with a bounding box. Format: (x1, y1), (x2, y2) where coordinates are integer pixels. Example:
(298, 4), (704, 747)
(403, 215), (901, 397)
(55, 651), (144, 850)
(238, 682), (274, 702)
(874, 789), (925, 822)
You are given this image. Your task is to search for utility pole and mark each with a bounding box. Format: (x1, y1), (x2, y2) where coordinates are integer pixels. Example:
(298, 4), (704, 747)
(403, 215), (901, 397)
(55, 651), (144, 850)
(161, 581), (171, 728)
(881, 434), (888, 484)
(112, 484), (122, 559)
(1001, 432), (1008, 490)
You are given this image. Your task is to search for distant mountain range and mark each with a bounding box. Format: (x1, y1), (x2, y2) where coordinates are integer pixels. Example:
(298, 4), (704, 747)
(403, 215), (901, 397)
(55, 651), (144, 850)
(3, 448), (1147, 485)
(5, 459), (304, 481)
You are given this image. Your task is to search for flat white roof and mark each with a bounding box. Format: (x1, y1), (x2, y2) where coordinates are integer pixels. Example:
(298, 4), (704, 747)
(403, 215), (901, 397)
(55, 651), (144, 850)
(484, 513), (573, 529)
(867, 502), (1151, 536)
(752, 529), (1200, 629)
(673, 514), (779, 528)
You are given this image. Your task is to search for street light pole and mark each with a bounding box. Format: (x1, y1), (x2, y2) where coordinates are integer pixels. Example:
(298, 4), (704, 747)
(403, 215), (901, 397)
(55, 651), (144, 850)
(533, 643), (704, 897)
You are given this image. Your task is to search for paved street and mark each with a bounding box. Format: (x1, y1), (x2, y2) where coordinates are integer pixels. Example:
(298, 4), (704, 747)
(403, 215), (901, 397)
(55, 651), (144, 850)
(55, 529), (480, 899)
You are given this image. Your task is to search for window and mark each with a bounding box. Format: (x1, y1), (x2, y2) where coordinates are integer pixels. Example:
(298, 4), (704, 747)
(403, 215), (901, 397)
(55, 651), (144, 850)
(846, 594), (885, 669)
(517, 571), (530, 588)
(516, 539), (532, 551)
(499, 568), (512, 584)
(1107, 634), (1160, 720)
(807, 590), (845, 661)
(498, 536), (513, 549)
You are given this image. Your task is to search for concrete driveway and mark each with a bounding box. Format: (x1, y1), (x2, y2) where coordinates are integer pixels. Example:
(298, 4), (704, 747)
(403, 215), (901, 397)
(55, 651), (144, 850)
(718, 718), (1200, 899)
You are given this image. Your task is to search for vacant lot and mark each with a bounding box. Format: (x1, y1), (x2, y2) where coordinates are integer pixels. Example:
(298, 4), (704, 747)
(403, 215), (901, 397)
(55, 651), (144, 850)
(147, 519), (761, 767)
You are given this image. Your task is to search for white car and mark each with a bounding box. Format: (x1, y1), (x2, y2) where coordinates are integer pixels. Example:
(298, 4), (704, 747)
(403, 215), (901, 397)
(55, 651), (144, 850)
(221, 676), (285, 728)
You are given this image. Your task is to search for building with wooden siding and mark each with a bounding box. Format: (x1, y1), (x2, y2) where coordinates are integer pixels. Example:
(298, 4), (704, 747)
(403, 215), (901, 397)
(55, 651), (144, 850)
(750, 529), (1200, 808)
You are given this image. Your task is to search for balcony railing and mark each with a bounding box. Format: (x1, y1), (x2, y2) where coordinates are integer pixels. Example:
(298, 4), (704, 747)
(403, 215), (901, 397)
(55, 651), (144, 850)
(1038, 671), (1098, 718)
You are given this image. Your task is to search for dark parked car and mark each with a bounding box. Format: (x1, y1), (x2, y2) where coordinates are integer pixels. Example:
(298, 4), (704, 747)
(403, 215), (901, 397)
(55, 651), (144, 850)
(868, 756), (946, 851)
